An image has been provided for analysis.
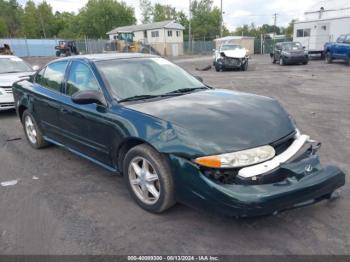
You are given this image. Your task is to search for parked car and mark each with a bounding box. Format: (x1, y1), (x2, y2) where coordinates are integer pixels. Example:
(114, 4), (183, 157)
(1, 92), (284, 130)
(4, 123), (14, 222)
(13, 54), (345, 217)
(0, 55), (38, 111)
(270, 42), (309, 65)
(213, 44), (249, 71)
(324, 34), (350, 65)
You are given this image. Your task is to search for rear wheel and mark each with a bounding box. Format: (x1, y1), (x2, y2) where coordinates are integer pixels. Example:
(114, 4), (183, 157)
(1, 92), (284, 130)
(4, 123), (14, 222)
(123, 144), (175, 213)
(325, 52), (333, 64)
(22, 110), (49, 149)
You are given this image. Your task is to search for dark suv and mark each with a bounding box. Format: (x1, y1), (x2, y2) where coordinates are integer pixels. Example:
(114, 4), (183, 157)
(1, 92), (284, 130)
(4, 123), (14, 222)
(271, 42), (309, 65)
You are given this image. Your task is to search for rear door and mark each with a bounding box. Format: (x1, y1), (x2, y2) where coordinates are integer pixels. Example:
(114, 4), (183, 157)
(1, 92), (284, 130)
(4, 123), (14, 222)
(33, 60), (68, 142)
(58, 60), (114, 167)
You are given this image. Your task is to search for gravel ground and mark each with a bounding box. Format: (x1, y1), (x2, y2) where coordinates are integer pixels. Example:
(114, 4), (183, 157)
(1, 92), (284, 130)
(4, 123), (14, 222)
(0, 55), (349, 255)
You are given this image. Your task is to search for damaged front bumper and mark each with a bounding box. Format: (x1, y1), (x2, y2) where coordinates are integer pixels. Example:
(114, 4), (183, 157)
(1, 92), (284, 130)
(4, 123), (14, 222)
(169, 132), (345, 217)
(216, 57), (247, 69)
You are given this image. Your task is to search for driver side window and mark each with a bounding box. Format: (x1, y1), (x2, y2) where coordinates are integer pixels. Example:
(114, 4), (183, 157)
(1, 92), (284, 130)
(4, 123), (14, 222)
(66, 61), (100, 96)
(337, 35), (345, 43)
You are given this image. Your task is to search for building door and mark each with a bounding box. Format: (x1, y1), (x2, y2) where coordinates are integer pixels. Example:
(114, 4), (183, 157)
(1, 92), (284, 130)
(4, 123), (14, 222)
(172, 44), (179, 56)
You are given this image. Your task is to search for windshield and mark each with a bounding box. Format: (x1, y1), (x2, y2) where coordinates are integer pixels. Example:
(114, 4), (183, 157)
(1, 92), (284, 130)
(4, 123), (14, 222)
(221, 45), (241, 51)
(0, 57), (32, 74)
(282, 42), (303, 51)
(96, 58), (206, 100)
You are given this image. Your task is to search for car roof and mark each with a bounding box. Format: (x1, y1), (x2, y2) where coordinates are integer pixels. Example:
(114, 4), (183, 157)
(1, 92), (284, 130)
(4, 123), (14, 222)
(56, 53), (158, 63)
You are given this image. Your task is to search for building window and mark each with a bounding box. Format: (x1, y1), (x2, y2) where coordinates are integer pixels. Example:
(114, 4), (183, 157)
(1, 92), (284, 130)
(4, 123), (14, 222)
(167, 30), (172, 37)
(176, 31), (180, 37)
(297, 29), (311, 38)
(151, 31), (159, 37)
(304, 29), (311, 37)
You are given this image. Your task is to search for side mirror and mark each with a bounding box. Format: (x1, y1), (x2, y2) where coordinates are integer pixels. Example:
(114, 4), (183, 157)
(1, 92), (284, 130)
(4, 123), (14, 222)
(194, 76), (203, 82)
(72, 90), (106, 106)
(32, 65), (40, 71)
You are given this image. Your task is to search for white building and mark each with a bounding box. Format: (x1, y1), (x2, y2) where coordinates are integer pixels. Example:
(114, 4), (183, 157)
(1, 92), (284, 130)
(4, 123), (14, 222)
(107, 20), (185, 56)
(293, 0), (350, 54)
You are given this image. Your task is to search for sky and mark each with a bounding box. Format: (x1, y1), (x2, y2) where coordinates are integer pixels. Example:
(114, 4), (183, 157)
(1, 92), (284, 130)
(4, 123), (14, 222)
(17, 0), (323, 31)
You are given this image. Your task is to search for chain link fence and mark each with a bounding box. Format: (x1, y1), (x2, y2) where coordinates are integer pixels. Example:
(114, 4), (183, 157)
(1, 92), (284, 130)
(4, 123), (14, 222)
(0, 38), (116, 57)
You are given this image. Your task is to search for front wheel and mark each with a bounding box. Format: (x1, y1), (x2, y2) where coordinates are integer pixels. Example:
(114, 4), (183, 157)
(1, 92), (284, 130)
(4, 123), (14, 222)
(123, 144), (175, 213)
(241, 60), (248, 71)
(279, 57), (285, 66)
(325, 52), (333, 64)
(215, 63), (223, 72)
(22, 110), (49, 149)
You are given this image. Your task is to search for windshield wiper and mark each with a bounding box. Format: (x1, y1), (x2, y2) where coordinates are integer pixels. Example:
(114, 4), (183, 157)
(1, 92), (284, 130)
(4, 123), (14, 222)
(119, 94), (164, 102)
(164, 86), (209, 95)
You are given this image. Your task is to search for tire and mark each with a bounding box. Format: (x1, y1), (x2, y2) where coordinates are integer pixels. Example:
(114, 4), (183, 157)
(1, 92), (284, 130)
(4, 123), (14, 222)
(279, 57), (285, 66)
(215, 63), (222, 72)
(325, 52), (332, 64)
(347, 56), (350, 66)
(123, 144), (175, 213)
(303, 59), (309, 65)
(56, 50), (60, 57)
(272, 57), (276, 64)
(22, 110), (49, 149)
(241, 60), (248, 71)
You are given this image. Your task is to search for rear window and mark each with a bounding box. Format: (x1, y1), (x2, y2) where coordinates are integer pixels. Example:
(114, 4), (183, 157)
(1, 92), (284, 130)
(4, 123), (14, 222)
(35, 61), (68, 92)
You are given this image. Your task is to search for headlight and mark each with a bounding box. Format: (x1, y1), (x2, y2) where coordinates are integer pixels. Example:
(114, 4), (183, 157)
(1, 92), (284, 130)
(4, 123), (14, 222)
(194, 145), (276, 169)
(281, 51), (290, 56)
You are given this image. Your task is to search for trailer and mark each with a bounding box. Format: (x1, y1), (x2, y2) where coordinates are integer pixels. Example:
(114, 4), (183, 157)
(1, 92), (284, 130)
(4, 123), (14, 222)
(294, 16), (350, 56)
(293, 1), (350, 56)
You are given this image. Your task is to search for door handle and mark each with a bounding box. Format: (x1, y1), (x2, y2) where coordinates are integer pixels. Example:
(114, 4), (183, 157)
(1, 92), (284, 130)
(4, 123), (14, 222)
(60, 108), (69, 113)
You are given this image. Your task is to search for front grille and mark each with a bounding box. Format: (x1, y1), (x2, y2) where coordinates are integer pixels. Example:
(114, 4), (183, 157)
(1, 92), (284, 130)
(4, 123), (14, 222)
(270, 132), (296, 155)
(224, 57), (240, 66)
(0, 102), (15, 108)
(0, 87), (13, 94)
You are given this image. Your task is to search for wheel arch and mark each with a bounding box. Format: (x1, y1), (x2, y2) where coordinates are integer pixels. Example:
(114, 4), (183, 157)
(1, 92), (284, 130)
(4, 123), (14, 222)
(116, 137), (160, 174)
(18, 104), (27, 122)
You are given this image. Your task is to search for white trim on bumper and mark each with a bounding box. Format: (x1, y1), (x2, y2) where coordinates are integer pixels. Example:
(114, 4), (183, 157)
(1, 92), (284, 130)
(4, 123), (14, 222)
(238, 132), (310, 178)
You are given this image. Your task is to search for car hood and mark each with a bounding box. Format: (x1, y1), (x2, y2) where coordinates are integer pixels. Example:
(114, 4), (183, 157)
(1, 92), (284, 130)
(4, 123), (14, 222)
(126, 89), (296, 155)
(0, 72), (34, 86)
(222, 48), (247, 58)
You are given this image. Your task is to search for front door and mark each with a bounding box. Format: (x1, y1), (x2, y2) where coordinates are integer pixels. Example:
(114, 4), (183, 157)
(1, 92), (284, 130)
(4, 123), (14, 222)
(58, 61), (114, 167)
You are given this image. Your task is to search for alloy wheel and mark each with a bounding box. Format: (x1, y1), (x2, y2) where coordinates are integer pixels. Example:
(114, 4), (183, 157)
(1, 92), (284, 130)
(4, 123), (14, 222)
(128, 156), (160, 205)
(280, 57), (284, 65)
(24, 115), (37, 145)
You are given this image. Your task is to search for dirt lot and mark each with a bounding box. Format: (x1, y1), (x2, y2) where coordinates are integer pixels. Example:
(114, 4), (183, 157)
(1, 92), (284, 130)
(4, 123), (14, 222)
(1, 55), (349, 255)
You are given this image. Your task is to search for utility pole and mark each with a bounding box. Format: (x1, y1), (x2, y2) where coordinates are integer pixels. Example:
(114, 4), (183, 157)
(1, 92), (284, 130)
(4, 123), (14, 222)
(273, 13), (278, 36)
(220, 0), (223, 37)
(189, 0), (192, 53)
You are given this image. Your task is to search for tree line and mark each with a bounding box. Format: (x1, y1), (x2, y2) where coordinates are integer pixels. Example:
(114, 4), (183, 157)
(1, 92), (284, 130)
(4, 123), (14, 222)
(0, 0), (294, 40)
